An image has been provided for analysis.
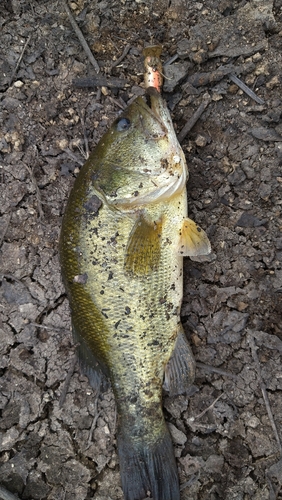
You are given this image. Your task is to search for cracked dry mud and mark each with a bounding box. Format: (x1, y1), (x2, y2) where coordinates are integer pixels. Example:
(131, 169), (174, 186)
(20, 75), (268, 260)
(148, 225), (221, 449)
(1, 0), (282, 499)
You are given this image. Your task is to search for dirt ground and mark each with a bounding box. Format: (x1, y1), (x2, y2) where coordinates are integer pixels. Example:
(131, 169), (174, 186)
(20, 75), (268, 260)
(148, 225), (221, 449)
(1, 0), (282, 499)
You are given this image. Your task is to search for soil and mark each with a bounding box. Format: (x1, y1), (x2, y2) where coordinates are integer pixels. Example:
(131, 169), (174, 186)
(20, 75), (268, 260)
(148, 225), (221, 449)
(1, 1), (282, 499)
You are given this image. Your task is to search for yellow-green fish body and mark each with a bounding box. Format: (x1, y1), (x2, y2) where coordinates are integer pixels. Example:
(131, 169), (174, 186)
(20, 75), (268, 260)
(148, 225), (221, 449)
(60, 88), (210, 500)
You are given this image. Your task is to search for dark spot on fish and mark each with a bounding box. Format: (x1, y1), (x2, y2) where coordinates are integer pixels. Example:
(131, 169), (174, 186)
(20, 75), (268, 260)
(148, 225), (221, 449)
(164, 238), (172, 246)
(133, 191), (139, 197)
(170, 283), (176, 290)
(143, 389), (154, 398)
(89, 227), (98, 236)
(116, 117), (131, 132)
(108, 232), (119, 245)
(125, 306), (131, 315)
(159, 296), (167, 304)
(108, 271), (113, 280)
(73, 273), (88, 284)
(83, 194), (102, 214)
(101, 311), (108, 319)
(114, 319), (121, 329)
(148, 339), (159, 346)
(197, 226), (202, 232)
(100, 290), (105, 295)
(109, 189), (118, 197)
(91, 171), (100, 181)
(139, 183), (143, 188)
(161, 158), (168, 169)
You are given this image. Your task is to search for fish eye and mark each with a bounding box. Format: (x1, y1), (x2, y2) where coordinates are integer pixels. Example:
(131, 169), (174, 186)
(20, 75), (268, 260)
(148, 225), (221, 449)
(116, 117), (131, 132)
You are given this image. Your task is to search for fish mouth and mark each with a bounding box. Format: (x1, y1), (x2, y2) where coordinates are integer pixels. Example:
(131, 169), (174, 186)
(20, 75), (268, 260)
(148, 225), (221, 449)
(143, 87), (168, 126)
(128, 88), (169, 141)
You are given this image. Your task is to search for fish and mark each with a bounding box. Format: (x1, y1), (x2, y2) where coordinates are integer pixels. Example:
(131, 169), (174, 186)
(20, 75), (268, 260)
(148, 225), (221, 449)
(59, 46), (211, 500)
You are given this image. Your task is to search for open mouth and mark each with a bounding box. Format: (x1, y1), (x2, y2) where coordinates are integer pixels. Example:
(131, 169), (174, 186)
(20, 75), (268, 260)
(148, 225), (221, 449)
(144, 86), (161, 111)
(139, 87), (168, 137)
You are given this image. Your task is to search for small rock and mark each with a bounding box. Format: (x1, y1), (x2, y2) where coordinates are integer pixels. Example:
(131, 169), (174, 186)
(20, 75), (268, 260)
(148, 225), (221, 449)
(192, 49), (208, 64)
(2, 279), (33, 305)
(237, 301), (248, 311)
(260, 167), (271, 182)
(250, 127), (282, 141)
(241, 160), (255, 179)
(177, 38), (191, 58)
(204, 454), (224, 473)
(266, 75), (280, 89)
(14, 80), (24, 88)
(195, 134), (207, 147)
(179, 454), (203, 476)
(163, 61), (190, 92)
(236, 212), (264, 228)
(246, 416), (260, 428)
(168, 423), (187, 445)
(0, 427), (20, 451)
(227, 167), (246, 186)
(258, 182), (272, 200)
(228, 84), (238, 94)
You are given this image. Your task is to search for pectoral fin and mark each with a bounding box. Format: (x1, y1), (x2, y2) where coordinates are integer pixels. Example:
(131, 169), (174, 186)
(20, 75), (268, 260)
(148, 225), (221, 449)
(177, 217), (211, 256)
(125, 215), (162, 276)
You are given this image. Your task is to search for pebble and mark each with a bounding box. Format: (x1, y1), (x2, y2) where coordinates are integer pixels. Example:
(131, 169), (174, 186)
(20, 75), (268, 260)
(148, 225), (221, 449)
(163, 62), (190, 92)
(14, 80), (24, 88)
(266, 75), (280, 89)
(258, 182), (272, 200)
(195, 134), (207, 147)
(236, 212), (263, 228)
(168, 423), (187, 445)
(251, 127), (282, 142)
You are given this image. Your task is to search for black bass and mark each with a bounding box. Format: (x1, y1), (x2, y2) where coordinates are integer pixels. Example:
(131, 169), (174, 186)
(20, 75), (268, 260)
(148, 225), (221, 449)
(59, 46), (211, 500)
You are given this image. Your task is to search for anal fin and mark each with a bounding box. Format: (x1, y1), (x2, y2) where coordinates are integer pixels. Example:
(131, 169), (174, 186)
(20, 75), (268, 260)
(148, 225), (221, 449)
(72, 325), (109, 391)
(177, 217), (211, 256)
(163, 325), (196, 397)
(125, 214), (162, 276)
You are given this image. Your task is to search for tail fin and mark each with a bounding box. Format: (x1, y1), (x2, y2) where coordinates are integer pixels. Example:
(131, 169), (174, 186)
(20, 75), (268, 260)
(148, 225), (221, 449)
(117, 425), (180, 500)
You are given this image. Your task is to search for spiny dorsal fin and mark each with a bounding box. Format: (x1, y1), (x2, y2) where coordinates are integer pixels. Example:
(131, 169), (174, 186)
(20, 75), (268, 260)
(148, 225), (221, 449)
(125, 214), (162, 276)
(177, 217), (211, 256)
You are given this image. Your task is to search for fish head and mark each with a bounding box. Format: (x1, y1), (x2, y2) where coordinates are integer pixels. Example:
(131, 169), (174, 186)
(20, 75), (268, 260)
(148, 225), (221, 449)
(90, 88), (188, 210)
